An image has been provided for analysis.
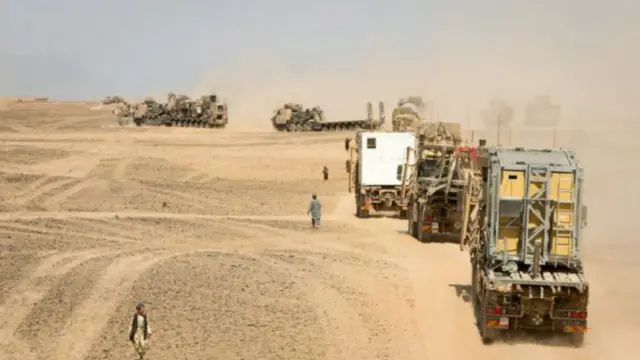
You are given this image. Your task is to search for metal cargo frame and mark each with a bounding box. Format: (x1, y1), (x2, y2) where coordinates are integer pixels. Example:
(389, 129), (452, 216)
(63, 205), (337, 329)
(485, 147), (584, 270)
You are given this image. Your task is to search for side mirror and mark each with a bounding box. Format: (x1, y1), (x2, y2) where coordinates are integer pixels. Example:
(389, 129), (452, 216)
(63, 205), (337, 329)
(345, 160), (351, 173)
(397, 164), (403, 181)
(580, 205), (588, 228)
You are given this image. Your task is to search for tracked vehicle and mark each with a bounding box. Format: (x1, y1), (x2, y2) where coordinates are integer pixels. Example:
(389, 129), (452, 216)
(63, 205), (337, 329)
(114, 93), (228, 128)
(391, 96), (427, 132)
(271, 102), (384, 132)
(465, 147), (589, 345)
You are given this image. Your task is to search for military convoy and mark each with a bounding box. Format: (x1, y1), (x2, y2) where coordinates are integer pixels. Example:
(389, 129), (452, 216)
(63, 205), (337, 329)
(113, 93), (228, 128)
(393, 121), (589, 346)
(391, 96), (427, 132)
(271, 102), (385, 132)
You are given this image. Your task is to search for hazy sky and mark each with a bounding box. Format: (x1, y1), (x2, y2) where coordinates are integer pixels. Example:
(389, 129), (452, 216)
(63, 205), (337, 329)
(1, 0), (638, 126)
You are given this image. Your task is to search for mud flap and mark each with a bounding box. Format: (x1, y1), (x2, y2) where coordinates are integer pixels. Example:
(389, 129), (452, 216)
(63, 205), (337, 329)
(417, 205), (432, 243)
(356, 195), (370, 218)
(480, 295), (500, 344)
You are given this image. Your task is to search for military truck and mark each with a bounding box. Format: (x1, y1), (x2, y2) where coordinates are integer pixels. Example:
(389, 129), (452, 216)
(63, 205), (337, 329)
(400, 122), (472, 242)
(464, 147), (589, 345)
(346, 131), (416, 218)
(271, 102), (384, 132)
(114, 93), (228, 128)
(391, 96), (427, 132)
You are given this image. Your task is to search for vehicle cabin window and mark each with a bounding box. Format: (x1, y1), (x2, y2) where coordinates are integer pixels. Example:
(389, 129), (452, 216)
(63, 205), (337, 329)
(366, 138), (376, 149)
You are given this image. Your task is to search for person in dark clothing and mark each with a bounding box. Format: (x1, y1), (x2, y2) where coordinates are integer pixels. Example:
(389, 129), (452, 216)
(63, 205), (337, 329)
(307, 193), (322, 228)
(129, 302), (152, 359)
(322, 166), (329, 181)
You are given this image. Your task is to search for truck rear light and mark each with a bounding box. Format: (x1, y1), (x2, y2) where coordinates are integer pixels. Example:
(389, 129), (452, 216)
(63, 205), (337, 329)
(485, 306), (504, 315)
(425, 216), (434, 222)
(570, 311), (587, 319)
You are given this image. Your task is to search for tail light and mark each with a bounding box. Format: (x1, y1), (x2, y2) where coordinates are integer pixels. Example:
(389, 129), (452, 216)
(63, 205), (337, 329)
(425, 216), (434, 222)
(486, 306), (504, 315)
(456, 146), (478, 161)
(570, 311), (587, 319)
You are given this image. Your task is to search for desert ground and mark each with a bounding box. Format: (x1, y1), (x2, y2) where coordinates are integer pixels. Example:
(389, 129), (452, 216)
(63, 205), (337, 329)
(0, 100), (638, 360)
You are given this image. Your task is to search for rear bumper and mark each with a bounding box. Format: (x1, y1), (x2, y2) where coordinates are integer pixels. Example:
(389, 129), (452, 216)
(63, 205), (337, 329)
(485, 315), (588, 333)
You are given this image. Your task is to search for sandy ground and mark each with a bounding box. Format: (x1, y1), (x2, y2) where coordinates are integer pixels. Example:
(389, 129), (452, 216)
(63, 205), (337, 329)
(0, 101), (638, 360)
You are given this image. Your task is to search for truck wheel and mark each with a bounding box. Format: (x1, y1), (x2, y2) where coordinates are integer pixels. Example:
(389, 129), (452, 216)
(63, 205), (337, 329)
(398, 209), (407, 219)
(417, 208), (432, 243)
(471, 265), (480, 305)
(407, 204), (417, 236)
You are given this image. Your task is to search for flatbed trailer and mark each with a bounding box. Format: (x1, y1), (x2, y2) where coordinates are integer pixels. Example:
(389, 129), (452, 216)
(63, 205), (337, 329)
(272, 102), (385, 132)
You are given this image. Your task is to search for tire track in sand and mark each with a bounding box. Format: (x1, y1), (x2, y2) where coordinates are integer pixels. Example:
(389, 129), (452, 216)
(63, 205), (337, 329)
(111, 157), (132, 180)
(53, 251), (181, 360)
(43, 178), (105, 210)
(262, 254), (376, 360)
(0, 249), (120, 345)
(11, 177), (79, 206)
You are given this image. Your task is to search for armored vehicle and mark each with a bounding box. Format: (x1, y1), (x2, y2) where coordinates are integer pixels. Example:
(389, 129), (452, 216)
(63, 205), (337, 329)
(114, 93), (228, 128)
(400, 121), (474, 242)
(391, 96), (426, 132)
(271, 102), (384, 132)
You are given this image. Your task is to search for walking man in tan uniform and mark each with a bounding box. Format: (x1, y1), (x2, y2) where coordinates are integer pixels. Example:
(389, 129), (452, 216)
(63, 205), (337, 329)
(128, 302), (152, 360)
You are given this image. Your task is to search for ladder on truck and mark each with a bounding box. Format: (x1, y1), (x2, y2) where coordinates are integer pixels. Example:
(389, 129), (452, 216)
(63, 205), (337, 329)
(400, 146), (417, 201)
(551, 171), (577, 265)
(522, 165), (551, 276)
(522, 165), (577, 274)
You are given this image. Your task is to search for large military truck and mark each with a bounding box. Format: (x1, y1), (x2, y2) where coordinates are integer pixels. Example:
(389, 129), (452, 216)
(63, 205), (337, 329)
(464, 147), (589, 345)
(346, 131), (416, 218)
(271, 102), (384, 132)
(114, 93), (228, 128)
(400, 122), (472, 242)
(391, 96), (427, 132)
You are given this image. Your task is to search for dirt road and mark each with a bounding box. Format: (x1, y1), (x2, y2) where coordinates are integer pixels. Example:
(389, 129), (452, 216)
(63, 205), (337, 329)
(0, 102), (637, 359)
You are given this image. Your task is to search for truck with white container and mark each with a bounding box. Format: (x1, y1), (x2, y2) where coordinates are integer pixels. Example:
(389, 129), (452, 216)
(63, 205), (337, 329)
(345, 131), (416, 218)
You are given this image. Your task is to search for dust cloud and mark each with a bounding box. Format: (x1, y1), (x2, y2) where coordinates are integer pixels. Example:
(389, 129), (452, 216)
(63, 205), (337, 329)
(193, 0), (640, 238)
(194, 1), (639, 133)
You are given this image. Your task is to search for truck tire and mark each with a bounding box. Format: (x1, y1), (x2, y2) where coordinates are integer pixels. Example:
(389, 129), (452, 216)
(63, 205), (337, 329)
(398, 209), (407, 219)
(408, 204), (417, 237)
(471, 264), (480, 305)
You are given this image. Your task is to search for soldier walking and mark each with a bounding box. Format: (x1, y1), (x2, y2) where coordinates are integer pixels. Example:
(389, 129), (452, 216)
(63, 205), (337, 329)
(128, 302), (152, 360)
(322, 166), (329, 181)
(307, 193), (322, 229)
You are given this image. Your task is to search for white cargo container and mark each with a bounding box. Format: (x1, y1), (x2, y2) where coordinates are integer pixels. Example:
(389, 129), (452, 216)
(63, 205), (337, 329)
(357, 132), (416, 186)
(347, 131), (416, 218)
